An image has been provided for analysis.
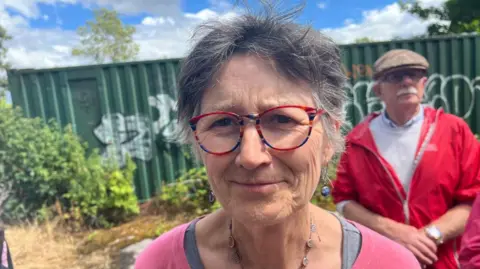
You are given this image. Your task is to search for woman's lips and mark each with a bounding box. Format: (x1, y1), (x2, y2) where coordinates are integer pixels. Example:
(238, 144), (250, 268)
(231, 181), (285, 193)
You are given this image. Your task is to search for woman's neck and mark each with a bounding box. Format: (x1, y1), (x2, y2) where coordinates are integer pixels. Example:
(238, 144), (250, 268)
(230, 204), (316, 269)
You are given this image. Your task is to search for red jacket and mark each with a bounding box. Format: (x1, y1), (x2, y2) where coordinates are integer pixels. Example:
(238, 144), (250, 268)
(459, 192), (480, 269)
(332, 107), (480, 269)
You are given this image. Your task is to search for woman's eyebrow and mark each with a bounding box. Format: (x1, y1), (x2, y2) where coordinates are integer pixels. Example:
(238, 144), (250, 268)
(202, 102), (236, 113)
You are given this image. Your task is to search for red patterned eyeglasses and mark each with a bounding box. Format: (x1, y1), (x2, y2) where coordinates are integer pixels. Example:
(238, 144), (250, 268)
(189, 105), (325, 155)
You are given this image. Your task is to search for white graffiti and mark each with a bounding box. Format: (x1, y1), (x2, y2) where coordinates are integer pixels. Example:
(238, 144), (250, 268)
(424, 74), (480, 120)
(343, 73), (480, 130)
(94, 113), (153, 166)
(343, 80), (379, 131)
(94, 94), (182, 166)
(148, 93), (181, 142)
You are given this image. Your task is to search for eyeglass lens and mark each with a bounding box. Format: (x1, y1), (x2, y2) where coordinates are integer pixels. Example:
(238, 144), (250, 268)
(385, 70), (424, 83)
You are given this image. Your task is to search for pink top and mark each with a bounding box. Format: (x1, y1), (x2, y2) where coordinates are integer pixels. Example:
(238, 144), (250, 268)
(459, 192), (480, 269)
(135, 220), (420, 269)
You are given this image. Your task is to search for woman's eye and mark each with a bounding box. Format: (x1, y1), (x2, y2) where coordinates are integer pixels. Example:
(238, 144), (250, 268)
(212, 118), (233, 127)
(273, 115), (293, 124)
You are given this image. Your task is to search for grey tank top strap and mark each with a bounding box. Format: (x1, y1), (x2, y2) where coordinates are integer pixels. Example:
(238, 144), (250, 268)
(332, 213), (362, 269)
(183, 214), (362, 269)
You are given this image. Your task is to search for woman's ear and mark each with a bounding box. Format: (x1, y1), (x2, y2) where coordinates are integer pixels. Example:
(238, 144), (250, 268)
(322, 143), (334, 166)
(322, 118), (340, 165)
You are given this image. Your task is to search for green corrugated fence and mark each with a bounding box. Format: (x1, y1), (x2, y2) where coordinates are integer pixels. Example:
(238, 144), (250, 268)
(7, 33), (480, 201)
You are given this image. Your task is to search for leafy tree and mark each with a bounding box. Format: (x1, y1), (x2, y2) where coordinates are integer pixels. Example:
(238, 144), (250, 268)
(399, 0), (480, 36)
(0, 26), (11, 93)
(72, 8), (140, 63)
(354, 37), (376, 43)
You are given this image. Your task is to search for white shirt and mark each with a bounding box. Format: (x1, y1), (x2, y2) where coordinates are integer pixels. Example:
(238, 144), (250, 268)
(336, 106), (424, 215)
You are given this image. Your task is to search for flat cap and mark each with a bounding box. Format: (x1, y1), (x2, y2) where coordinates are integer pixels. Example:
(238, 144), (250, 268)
(373, 49), (429, 80)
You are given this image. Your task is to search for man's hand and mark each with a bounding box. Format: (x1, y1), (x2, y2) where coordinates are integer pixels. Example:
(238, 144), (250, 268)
(387, 222), (438, 266)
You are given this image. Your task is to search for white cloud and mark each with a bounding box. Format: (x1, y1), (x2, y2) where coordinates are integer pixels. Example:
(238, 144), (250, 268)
(418, 0), (445, 8)
(317, 2), (327, 10)
(2, 0), (74, 19)
(0, 4), (29, 31)
(2, 0), (182, 19)
(322, 1), (448, 44)
(185, 9), (219, 21)
(81, 0), (182, 16)
(6, 28), (88, 69)
(42, 14), (49, 20)
(184, 8), (238, 21)
(2, 4), (239, 69)
(141, 16), (175, 26)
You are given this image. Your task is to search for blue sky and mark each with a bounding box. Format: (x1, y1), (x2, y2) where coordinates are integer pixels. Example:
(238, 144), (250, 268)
(18, 0), (397, 31)
(0, 0), (444, 71)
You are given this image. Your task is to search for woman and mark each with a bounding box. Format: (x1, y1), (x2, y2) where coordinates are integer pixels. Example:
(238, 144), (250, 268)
(459, 192), (480, 269)
(135, 4), (420, 269)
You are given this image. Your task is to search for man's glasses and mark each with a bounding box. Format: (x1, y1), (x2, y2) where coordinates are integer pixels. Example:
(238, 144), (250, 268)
(189, 105), (325, 155)
(381, 69), (426, 84)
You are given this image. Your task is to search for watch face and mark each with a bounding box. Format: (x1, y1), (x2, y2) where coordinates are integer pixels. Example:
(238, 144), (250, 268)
(427, 227), (441, 239)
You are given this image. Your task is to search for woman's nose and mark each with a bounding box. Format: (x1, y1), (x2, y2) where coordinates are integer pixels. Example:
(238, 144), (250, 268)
(234, 124), (271, 170)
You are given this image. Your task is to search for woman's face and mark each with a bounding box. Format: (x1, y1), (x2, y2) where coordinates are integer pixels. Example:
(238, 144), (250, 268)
(197, 54), (334, 224)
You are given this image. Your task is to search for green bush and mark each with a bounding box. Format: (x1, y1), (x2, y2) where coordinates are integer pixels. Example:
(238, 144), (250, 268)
(159, 167), (221, 216)
(0, 99), (139, 229)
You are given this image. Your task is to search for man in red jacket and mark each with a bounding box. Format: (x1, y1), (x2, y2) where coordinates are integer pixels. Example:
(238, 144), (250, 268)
(459, 192), (480, 268)
(332, 49), (480, 269)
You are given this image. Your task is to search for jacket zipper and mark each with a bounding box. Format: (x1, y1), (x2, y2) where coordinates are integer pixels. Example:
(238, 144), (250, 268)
(367, 150), (408, 221)
(363, 110), (440, 224)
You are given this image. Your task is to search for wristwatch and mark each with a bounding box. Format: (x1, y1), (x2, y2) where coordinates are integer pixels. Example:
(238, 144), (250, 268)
(425, 225), (444, 245)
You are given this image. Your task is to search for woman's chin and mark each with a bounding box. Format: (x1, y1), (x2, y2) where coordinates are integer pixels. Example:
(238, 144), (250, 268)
(228, 200), (296, 225)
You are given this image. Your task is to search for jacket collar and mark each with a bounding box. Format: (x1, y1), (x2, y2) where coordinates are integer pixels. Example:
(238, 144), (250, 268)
(347, 105), (442, 149)
(381, 105), (424, 129)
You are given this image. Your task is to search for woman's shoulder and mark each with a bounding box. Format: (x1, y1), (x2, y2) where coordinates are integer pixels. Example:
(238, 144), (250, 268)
(350, 221), (421, 269)
(134, 221), (192, 269)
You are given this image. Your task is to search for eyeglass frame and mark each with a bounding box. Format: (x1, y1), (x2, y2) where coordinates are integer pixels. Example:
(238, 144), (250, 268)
(188, 105), (326, 156)
(379, 68), (427, 84)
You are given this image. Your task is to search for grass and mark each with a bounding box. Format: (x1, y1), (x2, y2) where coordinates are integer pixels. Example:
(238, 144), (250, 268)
(77, 214), (189, 255)
(5, 213), (189, 269)
(6, 220), (112, 269)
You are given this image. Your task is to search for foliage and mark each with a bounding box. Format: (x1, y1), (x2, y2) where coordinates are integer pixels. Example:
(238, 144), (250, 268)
(399, 0), (480, 36)
(71, 8), (140, 63)
(354, 37), (376, 43)
(159, 167), (221, 216)
(0, 25), (11, 91)
(0, 100), (139, 229)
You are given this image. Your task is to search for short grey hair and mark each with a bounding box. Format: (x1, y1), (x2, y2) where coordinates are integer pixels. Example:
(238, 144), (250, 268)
(176, 3), (348, 154)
